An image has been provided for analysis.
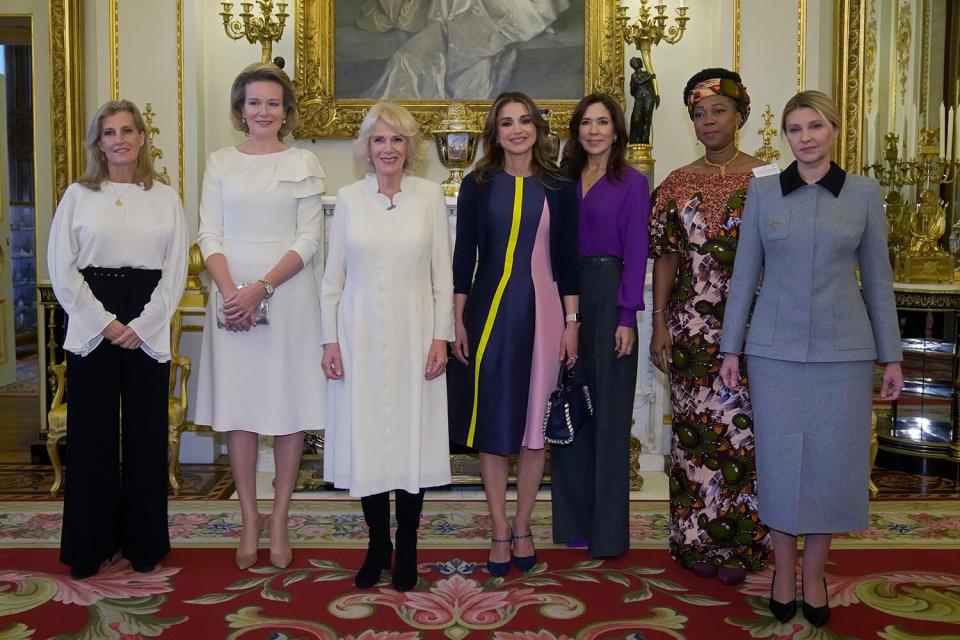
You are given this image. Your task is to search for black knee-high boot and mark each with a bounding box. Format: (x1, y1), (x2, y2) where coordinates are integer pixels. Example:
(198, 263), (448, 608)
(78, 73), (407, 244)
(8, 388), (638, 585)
(393, 489), (425, 592)
(356, 492), (392, 588)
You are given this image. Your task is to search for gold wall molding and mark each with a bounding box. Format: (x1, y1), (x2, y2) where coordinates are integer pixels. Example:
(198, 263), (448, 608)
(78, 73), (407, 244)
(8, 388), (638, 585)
(896, 0), (911, 108)
(733, 0), (741, 73)
(864, 0), (877, 113)
(142, 102), (169, 181)
(294, 0), (625, 139)
(834, 0), (865, 171)
(177, 0), (184, 200)
(919, 0), (930, 124)
(796, 0), (806, 92)
(754, 104), (781, 164)
(49, 0), (84, 203)
(110, 0), (118, 99)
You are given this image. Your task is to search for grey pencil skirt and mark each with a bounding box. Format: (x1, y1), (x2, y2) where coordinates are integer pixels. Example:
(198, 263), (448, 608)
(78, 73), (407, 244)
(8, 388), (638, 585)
(745, 355), (875, 536)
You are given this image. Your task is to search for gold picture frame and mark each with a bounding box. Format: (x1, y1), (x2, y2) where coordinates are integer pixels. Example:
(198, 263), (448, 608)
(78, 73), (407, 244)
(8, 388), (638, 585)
(293, 0), (625, 139)
(50, 0), (85, 202)
(833, 0), (865, 173)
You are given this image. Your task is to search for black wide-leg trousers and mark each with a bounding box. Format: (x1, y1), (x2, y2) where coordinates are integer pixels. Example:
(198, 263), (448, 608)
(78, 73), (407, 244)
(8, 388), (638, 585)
(59, 268), (170, 569)
(550, 259), (638, 557)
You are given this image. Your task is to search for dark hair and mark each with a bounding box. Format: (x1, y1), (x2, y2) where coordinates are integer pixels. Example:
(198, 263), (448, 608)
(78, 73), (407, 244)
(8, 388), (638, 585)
(683, 67), (751, 125)
(230, 62), (297, 139)
(474, 91), (566, 186)
(561, 93), (628, 183)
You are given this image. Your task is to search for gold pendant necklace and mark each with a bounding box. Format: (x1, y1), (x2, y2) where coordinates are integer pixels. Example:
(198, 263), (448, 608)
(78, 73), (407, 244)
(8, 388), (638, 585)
(108, 181), (133, 207)
(702, 150), (741, 176)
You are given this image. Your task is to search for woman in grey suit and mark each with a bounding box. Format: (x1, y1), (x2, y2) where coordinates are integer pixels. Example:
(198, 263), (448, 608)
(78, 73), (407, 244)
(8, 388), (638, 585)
(718, 90), (903, 628)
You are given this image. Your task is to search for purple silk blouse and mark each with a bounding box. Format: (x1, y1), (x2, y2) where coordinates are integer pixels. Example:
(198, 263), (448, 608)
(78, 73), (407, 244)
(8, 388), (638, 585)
(577, 166), (651, 327)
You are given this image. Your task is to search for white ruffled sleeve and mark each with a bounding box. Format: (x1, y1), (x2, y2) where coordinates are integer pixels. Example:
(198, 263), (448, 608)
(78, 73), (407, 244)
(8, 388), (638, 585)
(47, 184), (115, 356)
(277, 148), (326, 265)
(127, 188), (189, 362)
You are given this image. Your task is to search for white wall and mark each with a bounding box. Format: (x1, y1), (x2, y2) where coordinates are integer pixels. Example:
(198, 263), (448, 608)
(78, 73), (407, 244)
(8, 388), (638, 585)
(76, 0), (838, 224)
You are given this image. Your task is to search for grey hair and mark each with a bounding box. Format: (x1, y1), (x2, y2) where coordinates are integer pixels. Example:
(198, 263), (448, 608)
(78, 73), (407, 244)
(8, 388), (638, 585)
(353, 101), (426, 174)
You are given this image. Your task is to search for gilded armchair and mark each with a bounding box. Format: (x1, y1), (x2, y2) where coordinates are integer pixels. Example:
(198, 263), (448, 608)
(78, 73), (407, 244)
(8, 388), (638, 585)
(166, 309), (191, 495)
(46, 309), (191, 496)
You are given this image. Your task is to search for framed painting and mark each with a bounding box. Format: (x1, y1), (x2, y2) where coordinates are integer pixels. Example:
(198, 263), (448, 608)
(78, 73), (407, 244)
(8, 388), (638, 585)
(293, 0), (625, 139)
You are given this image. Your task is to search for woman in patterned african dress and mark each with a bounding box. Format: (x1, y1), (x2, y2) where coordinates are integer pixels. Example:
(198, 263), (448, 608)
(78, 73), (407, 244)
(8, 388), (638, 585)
(649, 68), (771, 585)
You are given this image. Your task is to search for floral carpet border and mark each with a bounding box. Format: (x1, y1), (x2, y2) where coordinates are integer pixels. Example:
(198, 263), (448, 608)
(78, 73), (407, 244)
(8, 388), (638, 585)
(1, 500), (958, 549)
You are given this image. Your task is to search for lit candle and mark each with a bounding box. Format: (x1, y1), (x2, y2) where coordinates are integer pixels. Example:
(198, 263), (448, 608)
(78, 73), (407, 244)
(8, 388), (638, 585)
(874, 113), (882, 164)
(946, 106), (953, 161)
(912, 104), (919, 153)
(903, 115), (909, 154)
(939, 103), (946, 157)
(954, 105), (960, 161)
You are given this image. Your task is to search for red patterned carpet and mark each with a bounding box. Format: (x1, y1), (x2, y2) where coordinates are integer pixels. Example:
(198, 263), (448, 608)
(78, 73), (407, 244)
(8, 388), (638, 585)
(1, 547), (958, 639)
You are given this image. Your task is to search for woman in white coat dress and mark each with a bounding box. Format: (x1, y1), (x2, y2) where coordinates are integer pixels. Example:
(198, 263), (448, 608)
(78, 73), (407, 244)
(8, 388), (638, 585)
(195, 63), (327, 572)
(321, 101), (454, 592)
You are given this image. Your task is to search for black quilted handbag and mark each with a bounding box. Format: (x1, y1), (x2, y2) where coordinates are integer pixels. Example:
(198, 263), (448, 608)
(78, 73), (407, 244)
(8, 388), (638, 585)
(542, 364), (594, 446)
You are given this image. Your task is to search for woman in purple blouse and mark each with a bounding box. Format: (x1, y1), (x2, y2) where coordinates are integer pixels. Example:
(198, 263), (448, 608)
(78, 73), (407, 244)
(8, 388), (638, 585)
(552, 93), (650, 557)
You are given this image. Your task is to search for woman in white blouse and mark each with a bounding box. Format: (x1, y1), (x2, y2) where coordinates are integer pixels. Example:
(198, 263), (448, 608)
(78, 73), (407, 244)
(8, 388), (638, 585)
(321, 101), (454, 591)
(48, 100), (188, 580)
(195, 63), (326, 571)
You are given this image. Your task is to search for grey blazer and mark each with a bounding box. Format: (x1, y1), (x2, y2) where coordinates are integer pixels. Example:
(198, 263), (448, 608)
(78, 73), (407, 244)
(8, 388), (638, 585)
(719, 163), (902, 363)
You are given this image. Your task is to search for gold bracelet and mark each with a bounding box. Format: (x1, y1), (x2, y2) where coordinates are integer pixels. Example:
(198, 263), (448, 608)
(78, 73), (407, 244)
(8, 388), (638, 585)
(651, 309), (666, 314)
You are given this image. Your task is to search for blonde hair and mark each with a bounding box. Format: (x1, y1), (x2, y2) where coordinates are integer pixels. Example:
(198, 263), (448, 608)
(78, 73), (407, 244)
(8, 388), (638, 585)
(353, 101), (427, 174)
(230, 62), (297, 139)
(781, 90), (841, 132)
(77, 100), (167, 191)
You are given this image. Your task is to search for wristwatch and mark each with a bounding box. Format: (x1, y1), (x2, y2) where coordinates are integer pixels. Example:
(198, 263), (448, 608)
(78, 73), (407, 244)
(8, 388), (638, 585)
(258, 278), (275, 299)
(565, 312), (581, 324)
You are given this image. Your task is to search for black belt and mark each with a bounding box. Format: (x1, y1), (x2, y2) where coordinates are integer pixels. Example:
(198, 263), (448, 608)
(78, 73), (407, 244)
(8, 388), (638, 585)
(80, 266), (162, 284)
(579, 254), (623, 264)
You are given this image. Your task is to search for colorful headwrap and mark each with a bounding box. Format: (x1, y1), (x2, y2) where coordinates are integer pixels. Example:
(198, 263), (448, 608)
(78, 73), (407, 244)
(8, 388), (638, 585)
(685, 77), (751, 127)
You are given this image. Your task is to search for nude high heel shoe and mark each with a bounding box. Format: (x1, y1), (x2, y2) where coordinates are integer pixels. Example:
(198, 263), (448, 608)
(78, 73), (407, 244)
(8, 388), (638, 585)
(266, 513), (293, 569)
(235, 514), (263, 570)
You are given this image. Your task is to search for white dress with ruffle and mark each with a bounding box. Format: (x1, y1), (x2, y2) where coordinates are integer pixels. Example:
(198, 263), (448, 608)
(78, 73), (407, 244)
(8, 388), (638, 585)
(195, 146), (327, 435)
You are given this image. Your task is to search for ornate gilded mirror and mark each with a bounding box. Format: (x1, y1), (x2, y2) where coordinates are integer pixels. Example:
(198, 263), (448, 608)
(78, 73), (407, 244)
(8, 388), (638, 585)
(835, 0), (960, 472)
(835, 0), (958, 209)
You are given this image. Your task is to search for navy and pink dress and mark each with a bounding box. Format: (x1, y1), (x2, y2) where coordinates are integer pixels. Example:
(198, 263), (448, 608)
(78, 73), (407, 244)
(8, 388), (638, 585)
(448, 170), (579, 455)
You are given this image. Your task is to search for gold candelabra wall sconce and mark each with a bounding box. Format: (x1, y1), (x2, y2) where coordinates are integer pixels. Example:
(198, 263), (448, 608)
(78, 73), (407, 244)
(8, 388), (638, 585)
(617, 0), (691, 179)
(220, 1), (289, 65)
(864, 129), (960, 283)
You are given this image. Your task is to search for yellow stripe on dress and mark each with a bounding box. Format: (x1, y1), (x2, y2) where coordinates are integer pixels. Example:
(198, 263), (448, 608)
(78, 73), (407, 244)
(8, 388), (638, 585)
(466, 176), (525, 447)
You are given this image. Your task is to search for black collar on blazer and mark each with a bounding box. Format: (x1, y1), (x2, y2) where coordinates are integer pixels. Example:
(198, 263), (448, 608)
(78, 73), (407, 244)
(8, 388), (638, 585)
(780, 160), (846, 198)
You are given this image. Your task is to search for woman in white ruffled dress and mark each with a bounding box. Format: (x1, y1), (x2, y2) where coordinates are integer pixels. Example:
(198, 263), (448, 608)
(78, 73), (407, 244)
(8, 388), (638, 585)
(195, 63), (327, 571)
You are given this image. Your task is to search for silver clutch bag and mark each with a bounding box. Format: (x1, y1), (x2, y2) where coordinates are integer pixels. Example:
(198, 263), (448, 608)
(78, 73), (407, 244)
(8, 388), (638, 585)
(215, 283), (269, 328)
